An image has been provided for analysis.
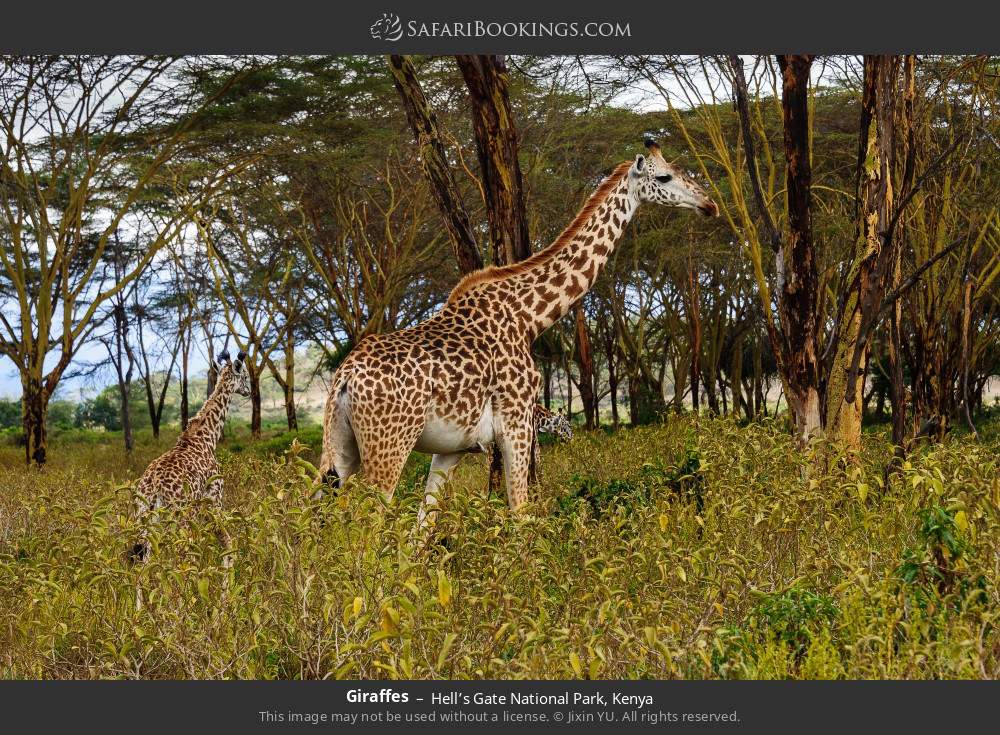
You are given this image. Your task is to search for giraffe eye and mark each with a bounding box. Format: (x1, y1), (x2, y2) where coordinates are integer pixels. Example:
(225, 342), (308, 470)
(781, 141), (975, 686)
(655, 174), (672, 183)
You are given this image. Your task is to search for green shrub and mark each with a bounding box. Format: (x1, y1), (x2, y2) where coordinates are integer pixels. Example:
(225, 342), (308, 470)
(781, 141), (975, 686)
(0, 415), (997, 679)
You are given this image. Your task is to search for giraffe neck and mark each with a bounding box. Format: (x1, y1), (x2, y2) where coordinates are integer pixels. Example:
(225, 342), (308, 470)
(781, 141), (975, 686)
(188, 377), (235, 447)
(514, 163), (636, 339)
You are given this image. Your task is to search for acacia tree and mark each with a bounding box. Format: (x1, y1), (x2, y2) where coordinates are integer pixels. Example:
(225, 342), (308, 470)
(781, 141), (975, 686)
(885, 58), (1000, 446)
(388, 55), (484, 274)
(0, 56), (248, 465)
(289, 162), (447, 350)
(824, 56), (916, 449)
(96, 232), (141, 453)
(128, 293), (179, 440)
(197, 193), (285, 438)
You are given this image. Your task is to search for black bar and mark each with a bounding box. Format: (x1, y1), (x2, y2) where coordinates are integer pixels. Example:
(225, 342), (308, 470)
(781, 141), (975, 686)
(3, 0), (1000, 54)
(1, 680), (997, 734)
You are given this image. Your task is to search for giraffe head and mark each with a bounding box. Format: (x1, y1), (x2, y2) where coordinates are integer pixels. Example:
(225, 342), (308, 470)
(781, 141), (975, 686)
(630, 137), (719, 217)
(537, 409), (573, 442)
(217, 350), (251, 397)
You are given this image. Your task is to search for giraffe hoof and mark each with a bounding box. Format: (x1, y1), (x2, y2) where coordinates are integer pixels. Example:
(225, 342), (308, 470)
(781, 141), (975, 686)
(127, 542), (148, 564)
(322, 469), (341, 495)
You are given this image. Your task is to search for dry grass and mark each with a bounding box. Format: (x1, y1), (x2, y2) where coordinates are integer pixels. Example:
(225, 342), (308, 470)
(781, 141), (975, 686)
(1, 417), (998, 679)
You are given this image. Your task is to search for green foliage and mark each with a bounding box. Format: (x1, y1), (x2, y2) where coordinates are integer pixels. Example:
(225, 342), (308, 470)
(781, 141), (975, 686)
(558, 449), (704, 518)
(1, 415), (998, 679)
(73, 383), (166, 432)
(750, 586), (840, 658)
(896, 505), (988, 620)
(246, 425), (324, 462)
(558, 474), (646, 517)
(0, 398), (20, 429)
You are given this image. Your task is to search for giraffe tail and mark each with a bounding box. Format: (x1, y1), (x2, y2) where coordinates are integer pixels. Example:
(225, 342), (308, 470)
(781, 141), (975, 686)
(316, 371), (351, 495)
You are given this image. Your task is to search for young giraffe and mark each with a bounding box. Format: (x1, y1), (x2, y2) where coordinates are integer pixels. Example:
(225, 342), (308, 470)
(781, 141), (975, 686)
(131, 350), (250, 563)
(318, 138), (718, 526)
(534, 404), (573, 443)
(530, 404), (573, 483)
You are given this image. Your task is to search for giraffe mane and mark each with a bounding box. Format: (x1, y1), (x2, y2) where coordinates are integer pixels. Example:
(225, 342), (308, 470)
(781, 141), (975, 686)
(175, 414), (208, 447)
(446, 161), (632, 304)
(175, 366), (234, 445)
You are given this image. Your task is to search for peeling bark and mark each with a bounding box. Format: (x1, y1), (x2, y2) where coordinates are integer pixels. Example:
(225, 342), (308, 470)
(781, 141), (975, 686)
(387, 54), (483, 274)
(776, 54), (822, 443)
(827, 55), (907, 450)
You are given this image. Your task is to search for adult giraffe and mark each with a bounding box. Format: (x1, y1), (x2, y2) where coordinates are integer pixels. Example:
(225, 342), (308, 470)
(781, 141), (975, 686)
(318, 138), (718, 526)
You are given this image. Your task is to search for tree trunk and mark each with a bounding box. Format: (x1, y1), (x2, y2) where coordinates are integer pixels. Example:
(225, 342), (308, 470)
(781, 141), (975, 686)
(284, 339), (298, 431)
(565, 358), (574, 422)
(826, 55), (903, 450)
(730, 335), (744, 420)
(574, 305), (596, 430)
(387, 55), (483, 274)
(888, 58), (916, 453)
(133, 316), (177, 441)
(180, 343), (190, 432)
(284, 382), (298, 432)
(454, 54), (532, 265)
(249, 368), (262, 440)
(703, 372), (720, 415)
(21, 375), (48, 467)
(147, 385), (161, 438)
(960, 277), (978, 438)
(632, 373), (667, 425)
(874, 381), (887, 423)
(206, 360), (218, 398)
(111, 303), (135, 454)
(688, 258), (702, 415)
(752, 336), (764, 417)
(118, 376), (134, 454)
(604, 324), (620, 428)
(775, 54), (823, 443)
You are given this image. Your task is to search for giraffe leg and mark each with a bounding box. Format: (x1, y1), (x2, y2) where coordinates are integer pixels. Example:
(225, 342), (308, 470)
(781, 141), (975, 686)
(131, 490), (157, 611)
(416, 452), (464, 530)
(351, 399), (424, 501)
(206, 478), (234, 571)
(496, 404), (535, 512)
(130, 484), (154, 563)
(359, 440), (418, 501)
(530, 430), (542, 483)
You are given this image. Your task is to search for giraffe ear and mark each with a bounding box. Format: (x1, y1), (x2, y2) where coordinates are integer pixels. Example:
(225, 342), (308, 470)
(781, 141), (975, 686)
(632, 154), (645, 176)
(218, 351), (231, 364)
(236, 350), (246, 365)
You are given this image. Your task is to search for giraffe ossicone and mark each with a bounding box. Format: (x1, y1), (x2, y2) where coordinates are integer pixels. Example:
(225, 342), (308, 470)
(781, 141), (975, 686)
(318, 139), (717, 525)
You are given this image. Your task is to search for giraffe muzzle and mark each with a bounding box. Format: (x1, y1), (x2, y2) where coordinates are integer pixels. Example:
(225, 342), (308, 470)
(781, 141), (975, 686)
(698, 199), (720, 217)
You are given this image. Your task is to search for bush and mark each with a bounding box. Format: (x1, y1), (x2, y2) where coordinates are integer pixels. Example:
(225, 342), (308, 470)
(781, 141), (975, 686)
(0, 415), (997, 679)
(247, 425), (324, 461)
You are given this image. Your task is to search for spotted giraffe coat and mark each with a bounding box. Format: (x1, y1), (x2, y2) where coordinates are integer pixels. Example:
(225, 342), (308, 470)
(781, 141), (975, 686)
(533, 404), (573, 443)
(134, 352), (250, 523)
(319, 140), (717, 525)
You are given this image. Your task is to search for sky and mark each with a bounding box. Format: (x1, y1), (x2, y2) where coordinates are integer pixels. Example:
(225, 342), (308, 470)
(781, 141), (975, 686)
(0, 55), (858, 402)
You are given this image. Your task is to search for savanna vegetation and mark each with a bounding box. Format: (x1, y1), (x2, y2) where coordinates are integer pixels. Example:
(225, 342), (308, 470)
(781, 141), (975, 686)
(1, 54), (999, 679)
(1, 416), (998, 678)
